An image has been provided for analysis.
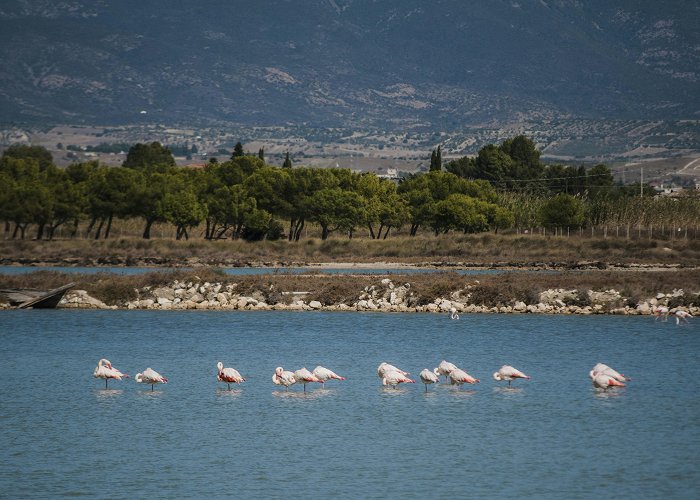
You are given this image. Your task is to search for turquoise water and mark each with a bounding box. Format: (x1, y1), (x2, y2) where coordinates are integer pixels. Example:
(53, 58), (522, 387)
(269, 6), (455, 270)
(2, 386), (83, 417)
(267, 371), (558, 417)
(0, 311), (698, 498)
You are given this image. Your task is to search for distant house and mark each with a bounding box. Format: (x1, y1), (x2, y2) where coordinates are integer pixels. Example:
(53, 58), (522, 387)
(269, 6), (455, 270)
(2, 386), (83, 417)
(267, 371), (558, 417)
(377, 168), (400, 181)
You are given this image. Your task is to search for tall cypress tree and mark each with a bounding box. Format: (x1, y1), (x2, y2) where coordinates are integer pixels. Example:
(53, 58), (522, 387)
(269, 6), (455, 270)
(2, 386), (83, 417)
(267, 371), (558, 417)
(282, 151), (292, 168)
(258, 147), (265, 161)
(429, 145), (442, 171)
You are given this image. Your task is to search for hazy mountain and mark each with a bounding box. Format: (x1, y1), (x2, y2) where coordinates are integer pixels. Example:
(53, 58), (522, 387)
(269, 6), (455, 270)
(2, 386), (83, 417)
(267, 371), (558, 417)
(0, 0), (698, 128)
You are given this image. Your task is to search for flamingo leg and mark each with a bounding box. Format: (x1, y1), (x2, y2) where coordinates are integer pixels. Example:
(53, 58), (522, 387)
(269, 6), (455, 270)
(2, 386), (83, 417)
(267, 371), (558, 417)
(424, 384), (428, 393)
(227, 383), (231, 391)
(151, 384), (154, 391)
(105, 378), (108, 389)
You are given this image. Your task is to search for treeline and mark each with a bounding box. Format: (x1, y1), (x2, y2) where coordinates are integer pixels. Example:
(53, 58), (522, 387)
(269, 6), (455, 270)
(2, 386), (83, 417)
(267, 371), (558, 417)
(0, 138), (697, 242)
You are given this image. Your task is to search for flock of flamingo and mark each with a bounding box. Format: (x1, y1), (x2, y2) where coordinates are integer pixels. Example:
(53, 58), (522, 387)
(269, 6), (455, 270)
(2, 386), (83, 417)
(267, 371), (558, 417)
(93, 358), (629, 392)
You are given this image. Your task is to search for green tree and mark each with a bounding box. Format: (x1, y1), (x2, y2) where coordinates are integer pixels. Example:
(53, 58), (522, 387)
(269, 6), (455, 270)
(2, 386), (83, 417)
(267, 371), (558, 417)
(541, 194), (585, 228)
(231, 142), (245, 158)
(305, 188), (366, 239)
(2, 144), (53, 170)
(430, 145), (442, 171)
(122, 142), (175, 169)
(282, 151), (292, 169)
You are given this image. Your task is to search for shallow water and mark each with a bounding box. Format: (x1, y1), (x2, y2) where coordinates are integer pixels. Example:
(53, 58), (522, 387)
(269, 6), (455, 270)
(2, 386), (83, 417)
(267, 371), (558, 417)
(0, 311), (698, 498)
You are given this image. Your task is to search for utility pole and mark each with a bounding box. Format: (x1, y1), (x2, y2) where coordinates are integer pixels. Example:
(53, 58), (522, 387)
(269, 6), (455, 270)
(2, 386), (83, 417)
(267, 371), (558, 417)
(640, 166), (644, 197)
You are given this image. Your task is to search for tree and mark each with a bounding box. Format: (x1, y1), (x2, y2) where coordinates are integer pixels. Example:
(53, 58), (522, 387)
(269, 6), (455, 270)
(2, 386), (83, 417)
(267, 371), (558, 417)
(231, 142), (245, 158)
(122, 142), (175, 169)
(541, 194), (585, 228)
(305, 188), (366, 239)
(282, 151), (292, 169)
(430, 145), (442, 171)
(258, 147), (265, 161)
(161, 188), (207, 240)
(2, 144), (53, 170)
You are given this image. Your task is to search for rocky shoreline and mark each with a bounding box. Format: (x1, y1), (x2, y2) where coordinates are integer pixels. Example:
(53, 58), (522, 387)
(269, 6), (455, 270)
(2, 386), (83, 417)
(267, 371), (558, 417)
(49, 277), (698, 317)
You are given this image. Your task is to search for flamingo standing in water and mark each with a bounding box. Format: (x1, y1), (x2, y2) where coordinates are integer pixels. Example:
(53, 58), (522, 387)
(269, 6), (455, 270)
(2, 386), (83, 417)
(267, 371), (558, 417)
(590, 363), (630, 382)
(377, 362), (409, 380)
(381, 369), (415, 388)
(449, 307), (460, 320)
(312, 366), (345, 388)
(135, 367), (168, 391)
(591, 373), (626, 390)
(433, 360), (457, 383)
(293, 367), (323, 392)
(419, 368), (439, 392)
(675, 310), (692, 325)
(272, 367), (296, 390)
(93, 358), (129, 388)
(449, 368), (479, 387)
(217, 361), (245, 390)
(493, 365), (530, 387)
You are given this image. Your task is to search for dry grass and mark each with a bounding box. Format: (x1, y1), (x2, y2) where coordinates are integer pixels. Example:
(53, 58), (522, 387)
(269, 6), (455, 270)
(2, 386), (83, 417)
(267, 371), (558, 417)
(2, 233), (700, 267)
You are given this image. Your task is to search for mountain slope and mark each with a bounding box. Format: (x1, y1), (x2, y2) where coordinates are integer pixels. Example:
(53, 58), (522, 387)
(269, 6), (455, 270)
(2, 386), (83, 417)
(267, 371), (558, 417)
(0, 0), (697, 127)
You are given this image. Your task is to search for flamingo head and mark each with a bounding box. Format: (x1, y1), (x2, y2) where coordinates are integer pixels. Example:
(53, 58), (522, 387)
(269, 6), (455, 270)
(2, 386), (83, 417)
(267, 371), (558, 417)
(433, 367), (440, 376)
(135, 373), (143, 383)
(217, 361), (223, 372)
(493, 372), (502, 381)
(275, 367), (284, 377)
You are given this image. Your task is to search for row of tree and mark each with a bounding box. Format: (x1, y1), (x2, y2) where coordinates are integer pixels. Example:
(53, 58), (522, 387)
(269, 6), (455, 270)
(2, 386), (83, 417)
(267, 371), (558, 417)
(1, 139), (696, 241)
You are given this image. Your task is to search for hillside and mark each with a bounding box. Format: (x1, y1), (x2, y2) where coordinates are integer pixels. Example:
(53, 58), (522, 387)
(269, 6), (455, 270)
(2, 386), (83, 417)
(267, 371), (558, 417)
(0, 0), (698, 128)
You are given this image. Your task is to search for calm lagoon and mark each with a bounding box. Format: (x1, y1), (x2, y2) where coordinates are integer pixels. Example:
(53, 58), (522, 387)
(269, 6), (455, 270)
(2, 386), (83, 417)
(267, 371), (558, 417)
(0, 311), (698, 498)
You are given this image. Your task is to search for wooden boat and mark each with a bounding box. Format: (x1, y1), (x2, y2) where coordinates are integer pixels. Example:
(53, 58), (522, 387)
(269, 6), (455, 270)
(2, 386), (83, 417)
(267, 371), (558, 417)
(0, 283), (75, 309)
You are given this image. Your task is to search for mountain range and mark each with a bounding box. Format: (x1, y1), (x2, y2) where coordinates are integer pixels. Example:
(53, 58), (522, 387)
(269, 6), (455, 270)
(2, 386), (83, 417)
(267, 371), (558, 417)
(0, 0), (698, 129)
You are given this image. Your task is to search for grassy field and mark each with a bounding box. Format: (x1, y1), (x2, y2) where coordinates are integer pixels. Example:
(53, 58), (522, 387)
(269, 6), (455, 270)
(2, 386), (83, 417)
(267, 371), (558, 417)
(1, 233), (700, 268)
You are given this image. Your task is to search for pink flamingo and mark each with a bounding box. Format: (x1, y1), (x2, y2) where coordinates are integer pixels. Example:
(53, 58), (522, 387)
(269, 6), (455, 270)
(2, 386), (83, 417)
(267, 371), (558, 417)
(93, 358), (129, 388)
(272, 367), (296, 389)
(217, 361), (245, 390)
(312, 366), (345, 388)
(419, 368), (439, 392)
(493, 365), (530, 387)
(590, 363), (630, 382)
(293, 367), (323, 392)
(433, 360), (458, 383)
(449, 368), (480, 387)
(381, 369), (415, 388)
(135, 367), (168, 391)
(591, 373), (626, 390)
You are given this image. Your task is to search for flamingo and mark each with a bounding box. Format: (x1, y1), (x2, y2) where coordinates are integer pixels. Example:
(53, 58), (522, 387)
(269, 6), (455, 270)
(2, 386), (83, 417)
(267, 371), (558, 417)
(449, 307), (460, 320)
(93, 358), (129, 389)
(493, 365), (530, 387)
(449, 368), (479, 387)
(419, 368), (439, 392)
(591, 373), (625, 390)
(272, 367), (296, 390)
(590, 363), (630, 382)
(382, 369), (415, 388)
(433, 360), (457, 383)
(654, 306), (669, 322)
(675, 310), (692, 325)
(135, 367), (168, 391)
(293, 367), (323, 392)
(312, 366), (345, 388)
(217, 361), (245, 390)
(377, 362), (409, 379)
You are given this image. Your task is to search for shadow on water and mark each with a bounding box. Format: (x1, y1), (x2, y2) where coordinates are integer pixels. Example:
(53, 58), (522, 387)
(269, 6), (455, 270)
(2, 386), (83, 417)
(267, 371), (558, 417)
(493, 387), (525, 397)
(93, 389), (123, 400)
(447, 388), (478, 398)
(136, 389), (166, 398)
(593, 388), (626, 400)
(216, 388), (243, 398)
(271, 390), (329, 400)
